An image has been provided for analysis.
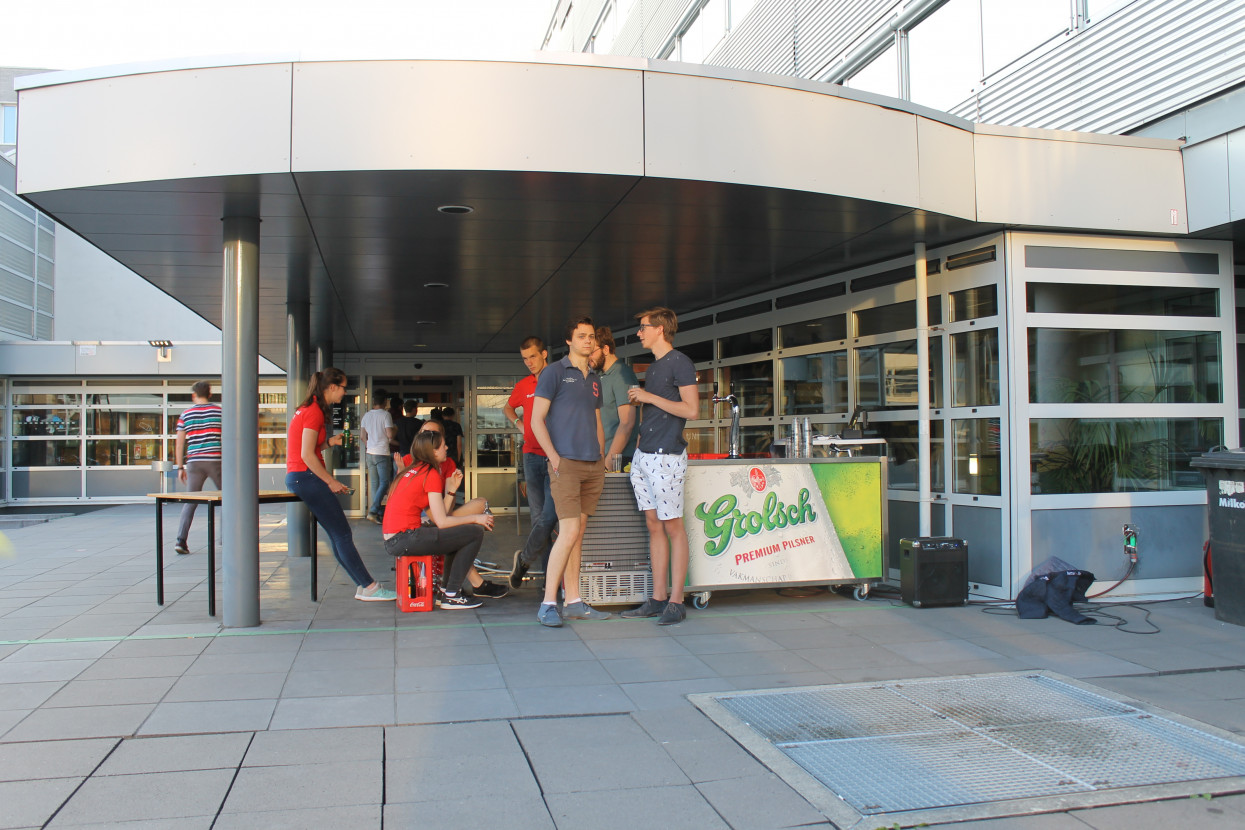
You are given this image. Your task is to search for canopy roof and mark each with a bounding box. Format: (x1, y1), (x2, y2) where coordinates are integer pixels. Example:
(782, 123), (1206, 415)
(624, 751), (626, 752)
(15, 56), (1187, 363)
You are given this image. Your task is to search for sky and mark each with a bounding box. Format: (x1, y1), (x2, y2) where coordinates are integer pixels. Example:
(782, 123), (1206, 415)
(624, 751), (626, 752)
(5, 0), (560, 71)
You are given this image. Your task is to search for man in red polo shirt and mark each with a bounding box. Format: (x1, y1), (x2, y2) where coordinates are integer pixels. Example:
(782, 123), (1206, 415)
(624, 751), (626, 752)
(504, 336), (559, 589)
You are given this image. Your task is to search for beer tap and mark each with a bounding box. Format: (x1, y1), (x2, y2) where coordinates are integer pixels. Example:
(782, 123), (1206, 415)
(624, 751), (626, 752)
(713, 390), (741, 459)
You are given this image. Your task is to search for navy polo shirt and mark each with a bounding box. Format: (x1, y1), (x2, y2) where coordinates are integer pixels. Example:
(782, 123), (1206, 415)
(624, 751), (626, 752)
(534, 355), (602, 461)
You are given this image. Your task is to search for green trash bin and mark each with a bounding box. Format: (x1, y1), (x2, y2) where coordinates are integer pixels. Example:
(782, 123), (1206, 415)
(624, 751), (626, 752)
(1190, 450), (1245, 626)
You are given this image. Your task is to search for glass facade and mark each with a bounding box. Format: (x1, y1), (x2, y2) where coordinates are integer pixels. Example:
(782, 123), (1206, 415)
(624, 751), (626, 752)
(1030, 417), (1221, 494)
(6, 379), (287, 500)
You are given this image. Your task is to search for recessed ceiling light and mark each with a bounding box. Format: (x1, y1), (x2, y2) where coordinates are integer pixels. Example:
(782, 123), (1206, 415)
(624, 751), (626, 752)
(437, 205), (473, 215)
(423, 281), (449, 289)
(415, 320), (436, 326)
(412, 343), (428, 348)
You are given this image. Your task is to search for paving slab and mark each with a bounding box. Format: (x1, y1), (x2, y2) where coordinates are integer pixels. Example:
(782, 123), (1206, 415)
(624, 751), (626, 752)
(0, 776), (84, 828)
(1070, 796), (1245, 829)
(49, 769), (234, 825)
(213, 805), (381, 829)
(512, 683), (634, 717)
(3, 704), (155, 742)
(393, 663), (504, 694)
(221, 759), (382, 813)
(137, 699), (275, 736)
(513, 714), (689, 794)
(281, 668), (396, 697)
(162, 672), (287, 703)
(96, 733), (252, 775)
(0, 738), (116, 781)
(42, 677), (176, 709)
(394, 688), (517, 723)
(696, 772), (831, 828)
(243, 726), (383, 766)
(268, 693), (395, 730)
(385, 795), (554, 830)
(545, 784), (729, 830)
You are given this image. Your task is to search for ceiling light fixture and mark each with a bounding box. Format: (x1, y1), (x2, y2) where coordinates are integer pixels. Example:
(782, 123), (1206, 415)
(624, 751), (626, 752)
(415, 320), (436, 326)
(423, 281), (449, 289)
(437, 205), (473, 215)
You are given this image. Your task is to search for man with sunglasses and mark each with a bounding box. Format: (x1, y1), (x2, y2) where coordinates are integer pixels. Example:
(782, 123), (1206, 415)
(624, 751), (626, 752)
(623, 307), (699, 626)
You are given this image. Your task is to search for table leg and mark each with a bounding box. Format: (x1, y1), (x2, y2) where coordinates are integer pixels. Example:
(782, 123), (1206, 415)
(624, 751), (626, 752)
(156, 501), (164, 605)
(208, 503), (216, 617)
(310, 517), (318, 602)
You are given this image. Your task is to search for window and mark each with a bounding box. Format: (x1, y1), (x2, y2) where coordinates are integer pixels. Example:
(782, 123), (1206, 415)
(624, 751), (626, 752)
(954, 418), (1001, 495)
(1, 104), (16, 145)
(980, 0), (1069, 76)
(780, 314), (847, 349)
(952, 329), (1000, 407)
(782, 351), (848, 415)
(679, 0), (726, 64)
(1028, 330), (1221, 404)
(1027, 284), (1217, 316)
(908, 0), (982, 111)
(846, 44), (898, 98)
(1031, 418), (1221, 494)
(857, 339), (943, 410)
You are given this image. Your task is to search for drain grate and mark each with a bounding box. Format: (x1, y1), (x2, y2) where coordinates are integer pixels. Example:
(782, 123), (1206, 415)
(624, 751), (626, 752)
(691, 672), (1245, 828)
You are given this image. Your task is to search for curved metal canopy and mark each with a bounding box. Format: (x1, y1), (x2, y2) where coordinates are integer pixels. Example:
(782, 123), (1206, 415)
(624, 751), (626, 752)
(13, 56), (1186, 364)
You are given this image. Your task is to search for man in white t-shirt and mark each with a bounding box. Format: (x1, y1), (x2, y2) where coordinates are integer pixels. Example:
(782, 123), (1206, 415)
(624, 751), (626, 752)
(360, 391), (396, 523)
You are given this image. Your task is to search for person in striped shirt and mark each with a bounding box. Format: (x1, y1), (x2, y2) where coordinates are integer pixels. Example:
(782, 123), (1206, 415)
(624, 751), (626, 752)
(174, 381), (222, 555)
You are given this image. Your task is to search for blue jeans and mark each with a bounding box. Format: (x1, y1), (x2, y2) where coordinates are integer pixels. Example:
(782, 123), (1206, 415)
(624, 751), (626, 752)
(365, 453), (393, 516)
(286, 471), (375, 588)
(520, 452), (558, 568)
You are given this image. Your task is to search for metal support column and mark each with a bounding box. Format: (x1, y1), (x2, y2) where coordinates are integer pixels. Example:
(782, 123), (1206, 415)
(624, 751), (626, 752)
(915, 242), (932, 536)
(222, 216), (261, 628)
(286, 300), (312, 558)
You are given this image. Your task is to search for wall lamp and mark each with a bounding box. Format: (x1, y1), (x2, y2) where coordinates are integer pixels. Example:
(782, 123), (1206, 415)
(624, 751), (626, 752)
(149, 340), (173, 362)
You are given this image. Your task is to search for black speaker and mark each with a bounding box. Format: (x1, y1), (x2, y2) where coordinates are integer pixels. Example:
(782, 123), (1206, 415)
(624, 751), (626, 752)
(900, 537), (968, 608)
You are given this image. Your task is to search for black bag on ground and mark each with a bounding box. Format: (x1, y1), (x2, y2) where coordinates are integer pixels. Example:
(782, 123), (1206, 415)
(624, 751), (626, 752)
(1016, 569), (1097, 625)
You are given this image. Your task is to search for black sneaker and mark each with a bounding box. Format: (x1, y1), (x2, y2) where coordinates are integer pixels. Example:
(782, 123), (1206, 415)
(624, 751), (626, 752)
(439, 591), (482, 610)
(472, 580), (509, 599)
(621, 597), (668, 618)
(174, 542), (190, 555)
(366, 512), (382, 524)
(657, 602), (686, 626)
(509, 549), (529, 589)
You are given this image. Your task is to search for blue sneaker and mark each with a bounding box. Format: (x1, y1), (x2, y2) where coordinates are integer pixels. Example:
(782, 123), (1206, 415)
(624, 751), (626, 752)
(538, 603), (563, 628)
(564, 601), (612, 620)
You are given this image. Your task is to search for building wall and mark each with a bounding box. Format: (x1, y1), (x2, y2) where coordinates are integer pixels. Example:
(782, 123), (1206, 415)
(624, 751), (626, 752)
(555, 0), (1245, 139)
(52, 226), (222, 343)
(0, 157), (53, 340)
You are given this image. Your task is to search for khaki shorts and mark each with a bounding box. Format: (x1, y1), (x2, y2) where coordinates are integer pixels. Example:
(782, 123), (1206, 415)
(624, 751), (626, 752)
(549, 457), (605, 520)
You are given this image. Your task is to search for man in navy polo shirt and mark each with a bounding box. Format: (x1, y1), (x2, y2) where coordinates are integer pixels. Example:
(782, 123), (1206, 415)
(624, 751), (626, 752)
(529, 316), (612, 627)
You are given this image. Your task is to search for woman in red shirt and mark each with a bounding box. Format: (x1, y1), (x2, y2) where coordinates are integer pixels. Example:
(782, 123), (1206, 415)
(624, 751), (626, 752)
(286, 368), (395, 601)
(383, 430), (494, 609)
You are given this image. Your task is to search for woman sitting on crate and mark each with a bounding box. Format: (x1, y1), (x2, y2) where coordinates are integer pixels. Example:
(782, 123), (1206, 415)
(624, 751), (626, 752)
(382, 430), (495, 609)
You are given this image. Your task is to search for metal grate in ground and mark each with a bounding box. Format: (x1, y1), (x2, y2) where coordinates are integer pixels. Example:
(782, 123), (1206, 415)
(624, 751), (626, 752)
(690, 672), (1245, 828)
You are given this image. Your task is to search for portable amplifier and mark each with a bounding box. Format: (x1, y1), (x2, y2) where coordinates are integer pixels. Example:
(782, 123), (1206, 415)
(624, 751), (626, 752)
(900, 537), (969, 608)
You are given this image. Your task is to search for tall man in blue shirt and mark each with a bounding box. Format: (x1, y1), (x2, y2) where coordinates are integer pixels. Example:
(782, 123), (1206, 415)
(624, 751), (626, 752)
(622, 307), (700, 625)
(529, 317), (612, 627)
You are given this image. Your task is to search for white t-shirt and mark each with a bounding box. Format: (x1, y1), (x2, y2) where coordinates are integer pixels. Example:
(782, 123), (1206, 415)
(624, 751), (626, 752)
(360, 408), (395, 456)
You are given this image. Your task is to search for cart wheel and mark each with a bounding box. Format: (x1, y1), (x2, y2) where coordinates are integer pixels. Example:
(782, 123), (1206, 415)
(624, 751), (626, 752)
(852, 584), (869, 601)
(691, 592), (711, 610)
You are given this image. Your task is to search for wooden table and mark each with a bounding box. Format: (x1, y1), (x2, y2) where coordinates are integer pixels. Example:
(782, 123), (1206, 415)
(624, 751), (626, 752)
(149, 490), (314, 616)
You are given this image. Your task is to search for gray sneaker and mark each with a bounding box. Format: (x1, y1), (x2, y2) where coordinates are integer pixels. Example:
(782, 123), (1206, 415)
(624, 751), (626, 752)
(538, 603), (563, 628)
(657, 601), (686, 626)
(563, 601), (613, 621)
(620, 597), (668, 618)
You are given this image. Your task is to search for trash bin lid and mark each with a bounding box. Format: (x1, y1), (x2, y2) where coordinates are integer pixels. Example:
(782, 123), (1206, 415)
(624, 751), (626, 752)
(1191, 450), (1245, 470)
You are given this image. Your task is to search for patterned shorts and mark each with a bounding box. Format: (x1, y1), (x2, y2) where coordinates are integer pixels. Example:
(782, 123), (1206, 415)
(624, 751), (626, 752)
(629, 449), (688, 521)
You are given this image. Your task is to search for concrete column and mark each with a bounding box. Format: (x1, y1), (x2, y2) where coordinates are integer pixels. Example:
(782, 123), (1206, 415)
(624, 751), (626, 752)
(915, 242), (931, 537)
(222, 216), (261, 628)
(286, 301), (312, 558)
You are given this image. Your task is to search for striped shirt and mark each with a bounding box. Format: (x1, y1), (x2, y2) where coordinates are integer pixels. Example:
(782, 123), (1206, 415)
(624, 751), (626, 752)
(176, 403), (222, 461)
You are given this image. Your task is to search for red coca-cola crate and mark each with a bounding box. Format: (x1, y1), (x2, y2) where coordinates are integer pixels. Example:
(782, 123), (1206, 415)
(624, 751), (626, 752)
(396, 555), (437, 612)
